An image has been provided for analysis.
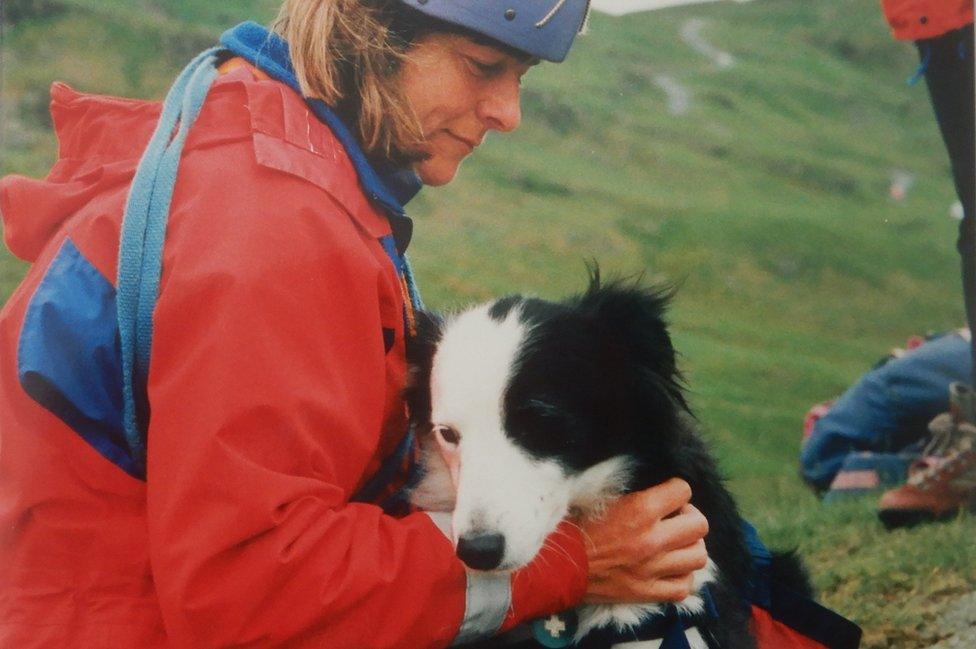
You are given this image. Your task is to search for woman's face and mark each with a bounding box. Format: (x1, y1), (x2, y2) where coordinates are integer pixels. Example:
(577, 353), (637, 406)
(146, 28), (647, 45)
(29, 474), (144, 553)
(399, 34), (532, 186)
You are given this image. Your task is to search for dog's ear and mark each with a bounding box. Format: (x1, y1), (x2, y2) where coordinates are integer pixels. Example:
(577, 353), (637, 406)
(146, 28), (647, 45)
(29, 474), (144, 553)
(404, 309), (443, 427)
(407, 309), (443, 367)
(486, 294), (525, 322)
(578, 274), (689, 419)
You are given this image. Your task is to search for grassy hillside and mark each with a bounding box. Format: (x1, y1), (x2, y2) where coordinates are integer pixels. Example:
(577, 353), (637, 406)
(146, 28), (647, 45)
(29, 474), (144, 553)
(2, 1), (973, 646)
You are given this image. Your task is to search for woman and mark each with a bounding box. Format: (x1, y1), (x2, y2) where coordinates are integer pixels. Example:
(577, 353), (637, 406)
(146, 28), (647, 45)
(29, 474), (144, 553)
(0, 1), (709, 646)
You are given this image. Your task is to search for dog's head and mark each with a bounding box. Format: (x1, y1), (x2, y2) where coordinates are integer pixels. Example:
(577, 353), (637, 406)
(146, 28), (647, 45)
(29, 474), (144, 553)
(406, 272), (689, 571)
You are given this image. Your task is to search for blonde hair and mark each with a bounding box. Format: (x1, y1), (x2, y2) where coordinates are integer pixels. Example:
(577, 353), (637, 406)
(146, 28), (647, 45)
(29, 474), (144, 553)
(272, 0), (428, 164)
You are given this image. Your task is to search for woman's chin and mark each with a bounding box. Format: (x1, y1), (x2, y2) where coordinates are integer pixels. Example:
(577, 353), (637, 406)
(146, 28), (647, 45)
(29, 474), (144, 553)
(415, 157), (464, 187)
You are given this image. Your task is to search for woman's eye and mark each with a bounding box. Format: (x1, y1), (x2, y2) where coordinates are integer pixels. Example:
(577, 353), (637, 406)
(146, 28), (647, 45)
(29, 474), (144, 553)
(433, 425), (461, 446)
(467, 57), (504, 78)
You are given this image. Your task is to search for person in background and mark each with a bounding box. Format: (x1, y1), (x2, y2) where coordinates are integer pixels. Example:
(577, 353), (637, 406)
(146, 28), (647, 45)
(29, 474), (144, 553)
(800, 330), (971, 509)
(874, 1), (976, 526)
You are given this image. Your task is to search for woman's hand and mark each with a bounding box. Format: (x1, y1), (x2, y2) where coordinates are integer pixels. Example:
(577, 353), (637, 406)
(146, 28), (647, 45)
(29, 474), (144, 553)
(580, 478), (709, 604)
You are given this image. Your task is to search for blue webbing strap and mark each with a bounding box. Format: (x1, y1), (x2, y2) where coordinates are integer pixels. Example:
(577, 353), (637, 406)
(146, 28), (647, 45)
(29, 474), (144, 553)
(117, 44), (421, 497)
(403, 254), (425, 311)
(351, 426), (417, 505)
(907, 43), (930, 86)
(117, 47), (221, 478)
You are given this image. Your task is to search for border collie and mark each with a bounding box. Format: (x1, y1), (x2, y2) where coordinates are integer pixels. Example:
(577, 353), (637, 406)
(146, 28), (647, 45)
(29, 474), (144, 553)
(405, 272), (809, 648)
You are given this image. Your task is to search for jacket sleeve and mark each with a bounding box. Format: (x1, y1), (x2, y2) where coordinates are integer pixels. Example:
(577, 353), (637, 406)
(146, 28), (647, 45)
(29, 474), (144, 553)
(144, 142), (587, 648)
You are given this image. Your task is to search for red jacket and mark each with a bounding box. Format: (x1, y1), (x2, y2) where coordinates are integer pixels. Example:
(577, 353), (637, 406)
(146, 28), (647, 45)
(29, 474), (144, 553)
(880, 0), (972, 40)
(0, 66), (587, 647)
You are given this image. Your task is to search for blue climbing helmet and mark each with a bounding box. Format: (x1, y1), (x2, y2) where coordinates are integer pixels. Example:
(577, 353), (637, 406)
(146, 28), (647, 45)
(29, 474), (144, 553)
(396, 0), (592, 62)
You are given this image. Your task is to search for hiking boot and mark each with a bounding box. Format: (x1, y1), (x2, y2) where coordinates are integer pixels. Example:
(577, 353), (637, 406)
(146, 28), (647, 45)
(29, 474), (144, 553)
(877, 386), (976, 529)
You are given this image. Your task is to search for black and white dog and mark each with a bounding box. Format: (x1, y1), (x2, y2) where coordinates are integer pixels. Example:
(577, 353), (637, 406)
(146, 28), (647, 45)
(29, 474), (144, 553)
(405, 272), (810, 648)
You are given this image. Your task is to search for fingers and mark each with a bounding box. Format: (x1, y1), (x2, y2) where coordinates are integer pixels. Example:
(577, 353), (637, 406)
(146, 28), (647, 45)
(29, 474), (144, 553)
(648, 573), (697, 602)
(581, 480), (711, 606)
(639, 539), (708, 580)
(597, 507), (705, 574)
(630, 477), (693, 520)
(649, 504), (709, 553)
(584, 493), (708, 570)
(585, 530), (708, 604)
(585, 480), (696, 542)
(586, 570), (697, 604)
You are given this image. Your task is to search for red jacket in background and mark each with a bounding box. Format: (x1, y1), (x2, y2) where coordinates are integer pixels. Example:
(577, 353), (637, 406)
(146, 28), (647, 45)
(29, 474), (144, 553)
(880, 0), (973, 40)
(0, 66), (586, 647)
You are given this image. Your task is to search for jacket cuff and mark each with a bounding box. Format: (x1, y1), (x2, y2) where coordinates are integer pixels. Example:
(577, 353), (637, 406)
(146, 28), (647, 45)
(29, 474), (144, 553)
(422, 515), (587, 645)
(421, 512), (513, 646)
(452, 571), (512, 645)
(500, 520), (589, 632)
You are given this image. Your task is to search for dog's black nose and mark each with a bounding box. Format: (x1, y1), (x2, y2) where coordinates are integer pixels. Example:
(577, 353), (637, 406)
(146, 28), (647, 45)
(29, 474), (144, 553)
(457, 533), (505, 570)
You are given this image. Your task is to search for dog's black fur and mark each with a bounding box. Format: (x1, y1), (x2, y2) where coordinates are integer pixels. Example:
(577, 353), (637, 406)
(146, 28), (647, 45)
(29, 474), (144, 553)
(406, 271), (811, 648)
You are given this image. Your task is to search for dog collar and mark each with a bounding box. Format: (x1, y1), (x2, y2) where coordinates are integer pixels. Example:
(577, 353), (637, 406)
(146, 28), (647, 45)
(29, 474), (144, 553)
(546, 586), (720, 649)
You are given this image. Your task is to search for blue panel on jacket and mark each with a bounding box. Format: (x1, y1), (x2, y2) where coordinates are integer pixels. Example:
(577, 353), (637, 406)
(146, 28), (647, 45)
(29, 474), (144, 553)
(17, 238), (140, 478)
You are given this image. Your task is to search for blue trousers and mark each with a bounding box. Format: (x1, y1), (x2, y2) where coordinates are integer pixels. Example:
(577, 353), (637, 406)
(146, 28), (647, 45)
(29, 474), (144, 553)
(800, 332), (972, 491)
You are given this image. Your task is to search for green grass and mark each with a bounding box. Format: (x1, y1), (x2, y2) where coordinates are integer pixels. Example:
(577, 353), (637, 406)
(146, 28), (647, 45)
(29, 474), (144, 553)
(2, 1), (973, 646)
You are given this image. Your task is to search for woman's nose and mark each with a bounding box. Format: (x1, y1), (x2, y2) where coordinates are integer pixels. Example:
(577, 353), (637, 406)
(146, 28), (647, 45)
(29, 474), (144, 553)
(478, 78), (522, 133)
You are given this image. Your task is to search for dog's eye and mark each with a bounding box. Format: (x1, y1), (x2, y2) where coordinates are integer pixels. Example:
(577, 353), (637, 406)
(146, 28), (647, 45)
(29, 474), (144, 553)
(433, 425), (460, 446)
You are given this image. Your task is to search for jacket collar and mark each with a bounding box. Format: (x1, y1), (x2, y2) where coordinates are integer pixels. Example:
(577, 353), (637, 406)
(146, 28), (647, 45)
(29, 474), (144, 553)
(219, 21), (420, 252)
